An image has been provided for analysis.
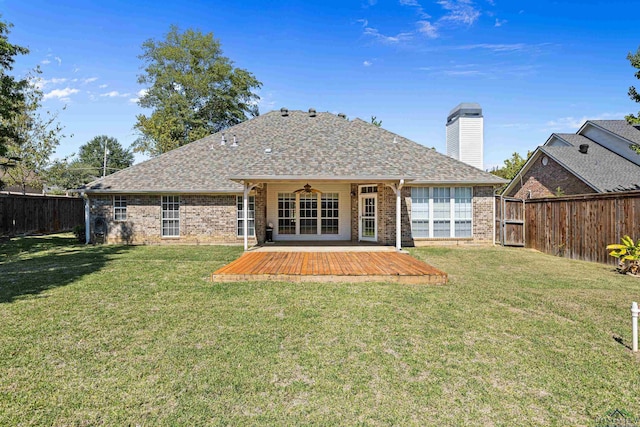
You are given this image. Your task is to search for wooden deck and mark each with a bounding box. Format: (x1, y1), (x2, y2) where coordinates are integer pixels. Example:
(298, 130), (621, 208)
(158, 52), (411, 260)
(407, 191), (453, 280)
(212, 252), (448, 284)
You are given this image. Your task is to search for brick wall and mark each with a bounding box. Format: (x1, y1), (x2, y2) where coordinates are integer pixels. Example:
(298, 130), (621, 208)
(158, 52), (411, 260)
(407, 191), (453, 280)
(88, 194), (256, 245)
(88, 184), (496, 246)
(472, 186), (494, 243)
(349, 184), (493, 246)
(404, 185), (495, 246)
(507, 155), (594, 199)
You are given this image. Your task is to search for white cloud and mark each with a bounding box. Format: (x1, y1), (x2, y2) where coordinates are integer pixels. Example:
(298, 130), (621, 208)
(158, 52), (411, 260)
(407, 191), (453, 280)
(546, 113), (625, 131)
(43, 87), (79, 101)
(99, 84), (108, 89)
(495, 18), (507, 27)
(101, 90), (131, 98)
(417, 20), (439, 38)
(455, 43), (526, 52)
(35, 77), (68, 89)
(363, 26), (413, 44)
(83, 77), (98, 84)
(128, 89), (148, 103)
(41, 59), (51, 65)
(363, 60), (373, 67)
(437, 0), (481, 25)
(399, 0), (431, 19)
(443, 69), (482, 76)
(54, 56), (62, 65)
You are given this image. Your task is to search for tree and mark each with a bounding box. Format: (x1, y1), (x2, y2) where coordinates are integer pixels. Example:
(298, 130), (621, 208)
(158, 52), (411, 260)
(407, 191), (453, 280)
(4, 72), (65, 193)
(133, 25), (262, 156)
(78, 135), (133, 176)
(45, 156), (96, 193)
(490, 151), (532, 181)
(627, 46), (640, 125)
(44, 136), (132, 192)
(0, 17), (29, 187)
(371, 116), (382, 127)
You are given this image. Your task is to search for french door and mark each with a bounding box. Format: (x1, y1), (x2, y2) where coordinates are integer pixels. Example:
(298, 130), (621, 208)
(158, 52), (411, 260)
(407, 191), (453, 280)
(359, 193), (377, 242)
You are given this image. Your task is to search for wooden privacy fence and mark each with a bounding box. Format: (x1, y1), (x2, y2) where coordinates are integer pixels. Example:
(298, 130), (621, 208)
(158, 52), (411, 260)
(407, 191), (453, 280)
(495, 196), (525, 246)
(507, 191), (640, 265)
(0, 194), (84, 236)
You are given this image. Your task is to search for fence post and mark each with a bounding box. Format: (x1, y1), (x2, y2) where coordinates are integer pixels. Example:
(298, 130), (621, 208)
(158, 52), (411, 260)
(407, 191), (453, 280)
(632, 302), (639, 352)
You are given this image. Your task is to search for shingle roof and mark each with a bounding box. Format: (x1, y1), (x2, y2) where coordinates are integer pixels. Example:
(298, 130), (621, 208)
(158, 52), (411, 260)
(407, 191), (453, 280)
(589, 120), (640, 145)
(541, 133), (640, 192)
(81, 110), (505, 193)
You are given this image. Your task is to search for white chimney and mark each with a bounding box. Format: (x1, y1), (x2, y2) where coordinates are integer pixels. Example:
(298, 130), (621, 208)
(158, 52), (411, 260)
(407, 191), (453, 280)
(446, 103), (484, 169)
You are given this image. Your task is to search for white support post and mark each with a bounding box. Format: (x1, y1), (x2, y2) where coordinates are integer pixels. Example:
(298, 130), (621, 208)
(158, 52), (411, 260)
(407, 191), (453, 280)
(395, 180), (404, 251)
(83, 193), (90, 244)
(632, 301), (639, 352)
(243, 183), (250, 251)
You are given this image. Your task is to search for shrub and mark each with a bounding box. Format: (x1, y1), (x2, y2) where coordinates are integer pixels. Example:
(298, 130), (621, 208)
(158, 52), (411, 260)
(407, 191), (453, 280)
(72, 224), (86, 243)
(606, 235), (640, 274)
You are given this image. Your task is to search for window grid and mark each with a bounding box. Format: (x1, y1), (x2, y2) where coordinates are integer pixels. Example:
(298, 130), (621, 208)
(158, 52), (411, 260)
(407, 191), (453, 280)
(454, 187), (472, 238)
(360, 185), (378, 194)
(278, 193), (296, 234)
(299, 193), (318, 235)
(237, 196), (255, 237)
(410, 187), (473, 239)
(432, 187), (451, 237)
(114, 196), (127, 221)
(321, 193), (339, 234)
(410, 187), (429, 238)
(161, 196), (180, 237)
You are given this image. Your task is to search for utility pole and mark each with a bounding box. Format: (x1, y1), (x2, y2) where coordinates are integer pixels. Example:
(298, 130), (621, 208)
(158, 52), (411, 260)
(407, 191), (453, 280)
(102, 142), (109, 178)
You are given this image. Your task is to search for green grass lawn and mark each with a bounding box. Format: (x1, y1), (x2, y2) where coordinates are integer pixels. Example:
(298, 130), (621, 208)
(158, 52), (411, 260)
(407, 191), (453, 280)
(1, 234), (639, 426)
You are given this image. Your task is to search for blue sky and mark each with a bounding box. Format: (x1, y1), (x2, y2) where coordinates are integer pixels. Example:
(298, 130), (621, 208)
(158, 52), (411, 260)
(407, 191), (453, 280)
(3, 0), (640, 169)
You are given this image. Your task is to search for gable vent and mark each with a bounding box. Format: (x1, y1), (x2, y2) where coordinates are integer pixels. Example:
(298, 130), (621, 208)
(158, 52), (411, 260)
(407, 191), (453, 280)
(579, 144), (589, 154)
(309, 108), (316, 117)
(280, 107), (288, 116)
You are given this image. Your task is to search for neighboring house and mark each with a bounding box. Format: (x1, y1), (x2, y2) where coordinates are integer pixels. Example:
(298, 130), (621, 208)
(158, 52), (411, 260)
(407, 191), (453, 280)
(503, 120), (640, 199)
(0, 169), (42, 195)
(78, 109), (506, 248)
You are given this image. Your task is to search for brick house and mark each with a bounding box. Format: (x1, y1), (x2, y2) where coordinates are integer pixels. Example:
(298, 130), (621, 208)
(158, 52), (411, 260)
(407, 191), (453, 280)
(504, 120), (640, 199)
(78, 109), (506, 249)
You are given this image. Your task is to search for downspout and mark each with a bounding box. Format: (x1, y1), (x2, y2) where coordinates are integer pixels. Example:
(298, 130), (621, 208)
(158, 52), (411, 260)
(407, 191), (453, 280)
(396, 179), (404, 251)
(243, 183), (249, 251)
(492, 187), (498, 246)
(82, 192), (90, 244)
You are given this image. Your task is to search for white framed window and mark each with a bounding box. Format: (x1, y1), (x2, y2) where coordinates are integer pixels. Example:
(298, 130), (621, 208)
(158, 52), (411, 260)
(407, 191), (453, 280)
(454, 187), (473, 238)
(410, 187), (429, 238)
(360, 185), (378, 194)
(299, 193), (318, 234)
(237, 195), (255, 237)
(433, 187), (451, 238)
(161, 195), (180, 237)
(321, 193), (339, 234)
(114, 196), (127, 221)
(410, 187), (473, 238)
(278, 193), (296, 234)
